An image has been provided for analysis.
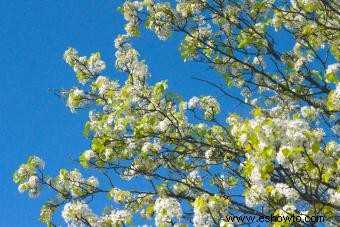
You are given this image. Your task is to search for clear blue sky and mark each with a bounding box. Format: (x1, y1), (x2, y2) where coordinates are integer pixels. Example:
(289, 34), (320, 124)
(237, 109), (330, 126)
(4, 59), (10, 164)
(0, 1), (232, 226)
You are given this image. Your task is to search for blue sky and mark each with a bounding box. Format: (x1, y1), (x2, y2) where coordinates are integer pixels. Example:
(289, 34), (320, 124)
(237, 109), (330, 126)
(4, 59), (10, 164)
(0, 1), (232, 226)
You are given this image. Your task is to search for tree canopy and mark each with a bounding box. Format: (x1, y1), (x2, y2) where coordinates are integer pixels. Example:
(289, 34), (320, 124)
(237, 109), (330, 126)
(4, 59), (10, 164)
(14, 0), (339, 226)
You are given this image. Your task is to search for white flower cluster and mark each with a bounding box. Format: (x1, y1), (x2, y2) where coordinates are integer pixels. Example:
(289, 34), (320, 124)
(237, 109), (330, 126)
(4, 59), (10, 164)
(327, 83), (340, 111)
(279, 203), (296, 216)
(30, 156), (45, 168)
(313, 152), (334, 167)
(62, 200), (132, 226)
(187, 170), (203, 187)
(188, 96), (200, 109)
(176, 0), (206, 18)
(18, 175), (40, 198)
(200, 96), (221, 120)
(154, 197), (182, 226)
(66, 87), (89, 113)
(108, 188), (132, 204)
(327, 189), (340, 207)
(114, 36), (149, 86)
(94, 76), (120, 97)
(121, 1), (143, 36)
(14, 156), (45, 198)
(147, 3), (173, 40)
(96, 209), (132, 226)
(205, 148), (215, 165)
(253, 55), (266, 68)
(228, 108), (331, 208)
(300, 106), (319, 121)
(245, 184), (267, 207)
(81, 149), (95, 165)
(193, 209), (214, 227)
(62, 201), (96, 226)
(172, 170), (204, 196)
(326, 63), (340, 75)
(64, 48), (105, 85)
(179, 22), (213, 61)
(157, 119), (171, 132)
(272, 183), (299, 201)
(55, 169), (99, 198)
(188, 96), (220, 120)
(192, 194), (214, 227)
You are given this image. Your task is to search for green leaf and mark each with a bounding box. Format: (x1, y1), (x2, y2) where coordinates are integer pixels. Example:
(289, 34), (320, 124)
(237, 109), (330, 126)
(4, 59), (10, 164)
(252, 108), (262, 117)
(83, 121), (91, 138)
(262, 162), (274, 173)
(325, 73), (339, 84)
(327, 91), (335, 111)
(311, 141), (320, 153)
(79, 152), (89, 168)
(243, 161), (254, 176)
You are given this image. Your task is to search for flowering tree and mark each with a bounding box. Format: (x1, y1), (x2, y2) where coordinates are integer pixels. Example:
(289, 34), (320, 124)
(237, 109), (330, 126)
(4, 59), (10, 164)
(14, 0), (339, 226)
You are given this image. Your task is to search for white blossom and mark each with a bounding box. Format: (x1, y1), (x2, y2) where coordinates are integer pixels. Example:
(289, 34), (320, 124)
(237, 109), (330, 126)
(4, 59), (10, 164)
(62, 201), (96, 226)
(188, 96), (200, 109)
(326, 63), (340, 75)
(154, 197), (182, 226)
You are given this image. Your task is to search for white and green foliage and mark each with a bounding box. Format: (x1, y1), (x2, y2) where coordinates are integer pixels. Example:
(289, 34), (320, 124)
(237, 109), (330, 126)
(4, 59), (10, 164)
(14, 0), (339, 226)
